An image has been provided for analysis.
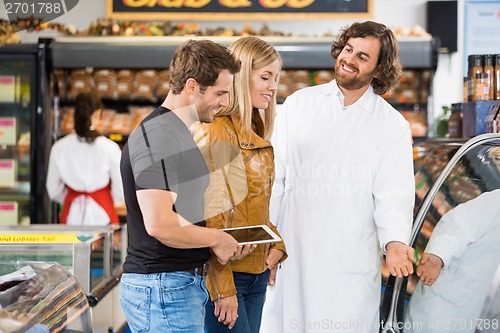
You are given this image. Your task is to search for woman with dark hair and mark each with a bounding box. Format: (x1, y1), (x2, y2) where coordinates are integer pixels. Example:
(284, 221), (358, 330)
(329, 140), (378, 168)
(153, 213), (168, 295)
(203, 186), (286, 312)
(46, 92), (123, 225)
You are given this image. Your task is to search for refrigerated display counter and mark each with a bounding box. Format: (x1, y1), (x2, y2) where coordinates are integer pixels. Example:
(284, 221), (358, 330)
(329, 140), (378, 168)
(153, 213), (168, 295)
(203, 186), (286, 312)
(0, 40), (52, 225)
(0, 224), (127, 332)
(412, 138), (467, 215)
(381, 133), (500, 332)
(0, 261), (92, 333)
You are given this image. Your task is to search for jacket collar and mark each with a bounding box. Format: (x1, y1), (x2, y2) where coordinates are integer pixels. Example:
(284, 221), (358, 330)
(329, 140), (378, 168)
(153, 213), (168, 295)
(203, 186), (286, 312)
(229, 114), (271, 150)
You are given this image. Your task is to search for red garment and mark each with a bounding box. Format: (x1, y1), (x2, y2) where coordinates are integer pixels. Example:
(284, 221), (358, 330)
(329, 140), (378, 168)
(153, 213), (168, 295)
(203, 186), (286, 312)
(60, 183), (119, 225)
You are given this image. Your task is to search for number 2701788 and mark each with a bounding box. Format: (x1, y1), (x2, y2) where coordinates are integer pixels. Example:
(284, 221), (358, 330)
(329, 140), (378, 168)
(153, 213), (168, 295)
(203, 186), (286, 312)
(5, 2), (64, 15)
(444, 319), (499, 330)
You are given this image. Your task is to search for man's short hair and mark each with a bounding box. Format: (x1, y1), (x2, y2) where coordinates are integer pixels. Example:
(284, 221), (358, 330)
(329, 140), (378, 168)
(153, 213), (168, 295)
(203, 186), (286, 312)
(169, 40), (241, 94)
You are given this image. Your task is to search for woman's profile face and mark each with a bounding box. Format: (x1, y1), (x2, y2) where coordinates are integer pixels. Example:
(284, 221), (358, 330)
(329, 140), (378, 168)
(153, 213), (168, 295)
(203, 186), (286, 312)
(250, 59), (280, 110)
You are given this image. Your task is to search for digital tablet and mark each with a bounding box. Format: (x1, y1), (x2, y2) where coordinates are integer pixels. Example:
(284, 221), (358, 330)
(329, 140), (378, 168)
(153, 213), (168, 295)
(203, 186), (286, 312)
(223, 225), (282, 245)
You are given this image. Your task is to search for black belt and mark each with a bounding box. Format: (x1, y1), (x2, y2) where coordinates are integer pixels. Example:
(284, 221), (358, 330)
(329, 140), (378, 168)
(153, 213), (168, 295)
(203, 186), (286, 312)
(184, 262), (209, 277)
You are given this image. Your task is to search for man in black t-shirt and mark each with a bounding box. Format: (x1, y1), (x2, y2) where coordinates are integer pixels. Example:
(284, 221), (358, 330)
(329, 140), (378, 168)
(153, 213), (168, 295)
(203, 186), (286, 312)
(119, 40), (246, 333)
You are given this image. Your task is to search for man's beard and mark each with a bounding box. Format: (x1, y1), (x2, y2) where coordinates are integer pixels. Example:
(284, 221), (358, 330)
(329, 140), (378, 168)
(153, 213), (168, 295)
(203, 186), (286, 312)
(335, 61), (376, 91)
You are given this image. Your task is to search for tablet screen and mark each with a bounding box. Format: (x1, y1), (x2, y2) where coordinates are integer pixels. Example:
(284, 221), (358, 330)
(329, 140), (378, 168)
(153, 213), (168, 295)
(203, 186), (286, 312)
(223, 226), (277, 244)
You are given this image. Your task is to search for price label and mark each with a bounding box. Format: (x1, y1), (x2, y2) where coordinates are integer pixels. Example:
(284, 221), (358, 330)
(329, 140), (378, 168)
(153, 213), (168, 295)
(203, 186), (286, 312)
(0, 117), (17, 145)
(0, 76), (16, 103)
(0, 233), (83, 243)
(0, 202), (18, 226)
(0, 159), (16, 188)
(109, 133), (123, 142)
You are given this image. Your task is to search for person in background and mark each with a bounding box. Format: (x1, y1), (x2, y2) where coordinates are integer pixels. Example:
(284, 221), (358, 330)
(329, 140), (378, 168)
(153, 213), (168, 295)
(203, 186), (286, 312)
(194, 36), (287, 333)
(406, 189), (500, 333)
(260, 21), (416, 333)
(46, 91), (123, 226)
(119, 39), (253, 333)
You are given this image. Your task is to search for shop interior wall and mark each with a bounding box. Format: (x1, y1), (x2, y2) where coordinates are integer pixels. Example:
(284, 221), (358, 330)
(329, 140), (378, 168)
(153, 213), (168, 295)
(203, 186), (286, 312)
(1, 0), (465, 135)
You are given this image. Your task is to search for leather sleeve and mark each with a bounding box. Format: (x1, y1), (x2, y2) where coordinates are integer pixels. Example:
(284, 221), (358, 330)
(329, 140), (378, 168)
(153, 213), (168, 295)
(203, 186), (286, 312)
(268, 222), (288, 263)
(197, 119), (239, 301)
(206, 254), (237, 302)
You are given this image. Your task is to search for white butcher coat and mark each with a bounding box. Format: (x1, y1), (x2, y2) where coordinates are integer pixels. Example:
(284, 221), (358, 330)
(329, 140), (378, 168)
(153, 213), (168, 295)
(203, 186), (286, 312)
(46, 133), (124, 226)
(260, 81), (415, 333)
(405, 189), (500, 333)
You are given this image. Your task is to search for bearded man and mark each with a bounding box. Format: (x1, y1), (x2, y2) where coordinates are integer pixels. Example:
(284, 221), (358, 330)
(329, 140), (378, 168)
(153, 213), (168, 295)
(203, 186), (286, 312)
(260, 21), (416, 333)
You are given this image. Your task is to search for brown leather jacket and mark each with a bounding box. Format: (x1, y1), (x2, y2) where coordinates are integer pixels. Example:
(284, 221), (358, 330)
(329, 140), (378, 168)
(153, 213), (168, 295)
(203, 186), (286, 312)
(194, 114), (287, 301)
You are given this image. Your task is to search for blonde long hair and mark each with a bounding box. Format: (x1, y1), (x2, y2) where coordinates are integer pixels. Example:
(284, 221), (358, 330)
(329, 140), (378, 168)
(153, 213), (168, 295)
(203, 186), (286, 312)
(218, 36), (282, 140)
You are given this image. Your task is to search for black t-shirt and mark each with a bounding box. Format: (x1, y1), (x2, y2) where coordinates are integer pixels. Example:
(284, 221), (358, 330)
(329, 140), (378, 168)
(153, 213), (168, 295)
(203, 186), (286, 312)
(121, 106), (210, 274)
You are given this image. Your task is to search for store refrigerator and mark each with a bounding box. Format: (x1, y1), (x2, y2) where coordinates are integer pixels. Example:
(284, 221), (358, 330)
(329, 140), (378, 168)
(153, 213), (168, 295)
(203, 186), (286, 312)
(0, 39), (53, 224)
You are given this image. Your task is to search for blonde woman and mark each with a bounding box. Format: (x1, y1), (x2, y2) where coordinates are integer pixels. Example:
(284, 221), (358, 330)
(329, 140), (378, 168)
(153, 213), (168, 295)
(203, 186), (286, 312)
(195, 36), (287, 333)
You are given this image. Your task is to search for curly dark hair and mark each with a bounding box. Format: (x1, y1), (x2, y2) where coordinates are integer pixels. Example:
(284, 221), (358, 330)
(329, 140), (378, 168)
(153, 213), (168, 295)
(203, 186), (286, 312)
(331, 21), (402, 95)
(168, 39), (241, 94)
(74, 91), (102, 143)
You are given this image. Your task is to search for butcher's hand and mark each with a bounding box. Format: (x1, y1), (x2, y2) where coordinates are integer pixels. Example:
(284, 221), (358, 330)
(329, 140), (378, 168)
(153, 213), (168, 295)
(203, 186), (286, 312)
(386, 241), (415, 278)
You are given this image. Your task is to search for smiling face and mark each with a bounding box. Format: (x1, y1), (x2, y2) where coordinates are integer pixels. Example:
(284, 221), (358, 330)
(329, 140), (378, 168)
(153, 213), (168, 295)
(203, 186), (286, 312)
(195, 69), (233, 123)
(335, 36), (381, 94)
(250, 59), (280, 110)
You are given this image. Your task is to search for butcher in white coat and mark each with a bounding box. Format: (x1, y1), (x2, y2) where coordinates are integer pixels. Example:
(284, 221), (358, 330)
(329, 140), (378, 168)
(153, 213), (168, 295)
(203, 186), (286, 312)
(406, 189), (500, 332)
(260, 21), (416, 333)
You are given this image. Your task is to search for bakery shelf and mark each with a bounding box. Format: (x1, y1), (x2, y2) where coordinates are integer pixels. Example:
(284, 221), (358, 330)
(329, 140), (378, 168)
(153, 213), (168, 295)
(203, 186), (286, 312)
(51, 36), (438, 70)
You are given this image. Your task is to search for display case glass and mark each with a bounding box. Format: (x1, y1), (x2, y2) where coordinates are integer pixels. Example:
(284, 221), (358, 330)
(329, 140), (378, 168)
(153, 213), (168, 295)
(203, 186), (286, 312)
(413, 138), (467, 213)
(381, 133), (500, 332)
(0, 225), (126, 295)
(0, 51), (34, 225)
(0, 261), (92, 333)
(0, 41), (52, 225)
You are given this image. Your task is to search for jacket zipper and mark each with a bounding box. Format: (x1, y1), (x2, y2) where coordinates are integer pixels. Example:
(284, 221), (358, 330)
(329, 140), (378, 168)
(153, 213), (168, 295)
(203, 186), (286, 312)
(228, 204), (234, 228)
(209, 262), (222, 302)
(210, 203), (234, 302)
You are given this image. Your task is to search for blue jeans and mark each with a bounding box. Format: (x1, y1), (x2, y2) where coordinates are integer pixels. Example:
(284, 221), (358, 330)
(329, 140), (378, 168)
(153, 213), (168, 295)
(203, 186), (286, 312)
(205, 269), (270, 333)
(120, 271), (208, 333)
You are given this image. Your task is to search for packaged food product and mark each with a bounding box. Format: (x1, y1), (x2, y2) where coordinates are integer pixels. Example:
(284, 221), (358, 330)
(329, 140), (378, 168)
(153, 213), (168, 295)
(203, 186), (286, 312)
(448, 103), (463, 138)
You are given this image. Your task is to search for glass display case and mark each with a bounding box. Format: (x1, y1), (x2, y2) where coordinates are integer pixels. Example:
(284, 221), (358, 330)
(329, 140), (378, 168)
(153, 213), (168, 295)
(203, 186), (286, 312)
(0, 224), (126, 295)
(381, 133), (500, 333)
(476, 264), (500, 333)
(0, 40), (53, 225)
(0, 260), (92, 333)
(412, 138), (467, 214)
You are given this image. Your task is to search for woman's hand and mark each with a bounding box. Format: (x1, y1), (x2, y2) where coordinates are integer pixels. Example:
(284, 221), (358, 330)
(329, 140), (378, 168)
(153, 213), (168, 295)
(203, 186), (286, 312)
(214, 295), (238, 329)
(266, 248), (285, 286)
